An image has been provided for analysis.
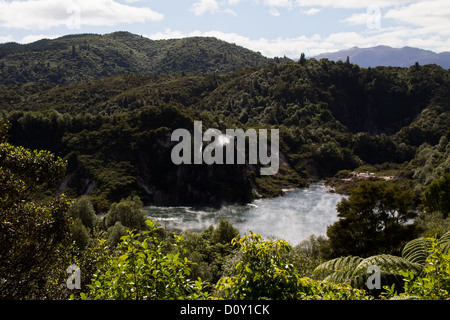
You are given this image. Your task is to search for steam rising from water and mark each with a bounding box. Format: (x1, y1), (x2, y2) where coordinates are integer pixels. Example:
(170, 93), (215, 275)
(144, 183), (344, 245)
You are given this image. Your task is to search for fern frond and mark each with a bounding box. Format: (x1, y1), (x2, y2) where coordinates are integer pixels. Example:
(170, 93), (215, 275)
(438, 230), (450, 254)
(401, 231), (450, 267)
(402, 237), (432, 266)
(313, 256), (363, 283)
(348, 272), (405, 291)
(352, 254), (422, 278)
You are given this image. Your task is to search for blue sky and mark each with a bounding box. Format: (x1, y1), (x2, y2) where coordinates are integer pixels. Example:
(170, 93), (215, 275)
(1, 0), (449, 58)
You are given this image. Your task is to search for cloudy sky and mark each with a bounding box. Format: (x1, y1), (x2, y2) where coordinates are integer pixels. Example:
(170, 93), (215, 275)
(0, 0), (449, 58)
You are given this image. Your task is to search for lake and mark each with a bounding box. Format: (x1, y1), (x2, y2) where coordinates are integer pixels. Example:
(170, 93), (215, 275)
(143, 183), (345, 245)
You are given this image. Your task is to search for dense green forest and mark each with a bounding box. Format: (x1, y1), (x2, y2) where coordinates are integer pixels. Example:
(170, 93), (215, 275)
(0, 31), (273, 85)
(0, 32), (449, 300)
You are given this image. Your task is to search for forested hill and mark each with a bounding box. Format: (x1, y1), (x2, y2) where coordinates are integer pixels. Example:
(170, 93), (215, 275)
(1, 52), (449, 209)
(0, 31), (274, 85)
(0, 33), (449, 209)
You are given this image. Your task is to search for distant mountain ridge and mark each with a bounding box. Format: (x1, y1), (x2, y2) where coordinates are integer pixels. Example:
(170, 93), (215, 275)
(312, 46), (450, 69)
(0, 31), (273, 85)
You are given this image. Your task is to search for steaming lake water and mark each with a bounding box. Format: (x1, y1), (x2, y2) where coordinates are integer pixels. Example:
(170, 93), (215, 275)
(143, 183), (345, 245)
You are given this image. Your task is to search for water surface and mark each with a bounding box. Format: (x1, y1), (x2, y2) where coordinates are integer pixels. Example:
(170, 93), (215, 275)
(144, 183), (344, 245)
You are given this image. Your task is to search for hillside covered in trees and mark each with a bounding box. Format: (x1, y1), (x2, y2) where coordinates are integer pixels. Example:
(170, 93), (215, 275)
(1, 37), (448, 208)
(0, 32), (449, 301)
(0, 31), (274, 85)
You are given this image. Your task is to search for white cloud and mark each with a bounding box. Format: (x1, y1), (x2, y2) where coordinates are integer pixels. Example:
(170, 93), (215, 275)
(146, 25), (450, 59)
(264, 0), (294, 8)
(190, 0), (220, 16)
(0, 0), (163, 30)
(146, 28), (337, 57)
(20, 34), (60, 43)
(300, 7), (320, 15)
(218, 0), (417, 18)
(384, 0), (450, 31)
(293, 0), (414, 9)
(224, 8), (238, 16)
(269, 8), (280, 16)
(225, 0), (416, 9)
(0, 34), (14, 43)
(341, 12), (373, 25)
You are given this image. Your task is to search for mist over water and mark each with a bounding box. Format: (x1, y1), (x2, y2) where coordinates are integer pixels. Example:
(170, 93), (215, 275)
(144, 183), (344, 245)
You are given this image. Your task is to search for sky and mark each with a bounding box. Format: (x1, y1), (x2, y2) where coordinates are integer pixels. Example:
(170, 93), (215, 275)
(0, 0), (449, 58)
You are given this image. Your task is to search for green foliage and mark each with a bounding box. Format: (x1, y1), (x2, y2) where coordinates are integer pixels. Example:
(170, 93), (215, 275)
(351, 254), (422, 279)
(69, 196), (98, 229)
(216, 232), (368, 300)
(0, 32), (272, 86)
(287, 235), (328, 278)
(1, 34), (450, 300)
(402, 237), (433, 266)
(0, 122), (73, 299)
(179, 226), (239, 286)
(409, 136), (449, 195)
(384, 235), (450, 300)
(415, 211), (450, 238)
(422, 172), (450, 218)
(211, 219), (240, 245)
(315, 231), (450, 299)
(104, 196), (147, 230)
(440, 231), (450, 254)
(106, 221), (128, 247)
(216, 232), (299, 299)
(82, 220), (209, 300)
(293, 278), (370, 300)
(72, 218), (91, 250)
(326, 180), (418, 258)
(314, 253), (422, 297)
(2, 51), (449, 205)
(314, 256), (364, 284)
(401, 231), (450, 266)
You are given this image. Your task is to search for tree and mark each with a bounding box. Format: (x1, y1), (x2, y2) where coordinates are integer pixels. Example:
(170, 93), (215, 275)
(299, 52), (306, 65)
(104, 195), (146, 230)
(325, 180), (418, 258)
(211, 219), (239, 245)
(71, 44), (77, 57)
(289, 235), (328, 278)
(106, 221), (128, 247)
(72, 218), (91, 250)
(0, 122), (73, 299)
(69, 196), (97, 229)
(422, 172), (450, 218)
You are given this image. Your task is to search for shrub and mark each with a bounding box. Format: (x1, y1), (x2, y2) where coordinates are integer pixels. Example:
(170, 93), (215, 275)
(216, 232), (368, 300)
(104, 196), (146, 230)
(69, 196), (98, 229)
(81, 220), (209, 300)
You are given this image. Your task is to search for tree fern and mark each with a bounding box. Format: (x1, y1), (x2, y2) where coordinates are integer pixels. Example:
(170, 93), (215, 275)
(314, 231), (450, 291)
(402, 230), (450, 266)
(313, 256), (363, 283)
(314, 254), (421, 285)
(352, 254), (422, 277)
(402, 238), (432, 266)
(438, 230), (450, 254)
